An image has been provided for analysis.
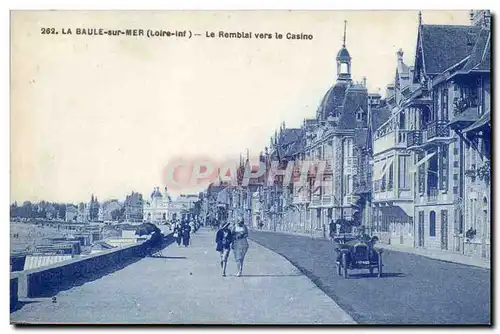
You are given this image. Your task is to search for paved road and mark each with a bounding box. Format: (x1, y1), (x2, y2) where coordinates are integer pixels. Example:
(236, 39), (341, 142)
(11, 228), (354, 324)
(249, 230), (491, 325)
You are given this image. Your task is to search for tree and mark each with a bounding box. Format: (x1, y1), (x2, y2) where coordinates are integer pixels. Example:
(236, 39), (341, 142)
(111, 207), (125, 221)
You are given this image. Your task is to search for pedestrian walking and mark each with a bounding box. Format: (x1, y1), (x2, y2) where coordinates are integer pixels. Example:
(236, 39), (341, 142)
(173, 222), (182, 247)
(182, 223), (192, 247)
(329, 219), (336, 241)
(232, 219), (249, 277)
(189, 219), (196, 234)
(215, 221), (233, 277)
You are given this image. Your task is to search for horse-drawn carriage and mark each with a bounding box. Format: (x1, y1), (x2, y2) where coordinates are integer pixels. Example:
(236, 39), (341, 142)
(335, 236), (383, 278)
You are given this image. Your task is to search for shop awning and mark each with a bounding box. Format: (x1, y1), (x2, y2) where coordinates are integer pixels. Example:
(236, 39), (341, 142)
(373, 156), (394, 181)
(449, 107), (480, 130)
(409, 152), (436, 173)
(379, 206), (410, 220)
(463, 111), (490, 135)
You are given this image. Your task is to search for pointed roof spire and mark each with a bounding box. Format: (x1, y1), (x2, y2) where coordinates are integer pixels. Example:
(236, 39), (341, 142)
(342, 20), (347, 47)
(418, 11), (422, 26)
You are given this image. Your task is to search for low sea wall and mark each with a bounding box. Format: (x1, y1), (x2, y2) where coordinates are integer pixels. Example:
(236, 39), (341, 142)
(11, 233), (172, 300)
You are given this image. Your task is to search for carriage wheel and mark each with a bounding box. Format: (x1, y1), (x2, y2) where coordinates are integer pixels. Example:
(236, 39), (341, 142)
(342, 253), (348, 278)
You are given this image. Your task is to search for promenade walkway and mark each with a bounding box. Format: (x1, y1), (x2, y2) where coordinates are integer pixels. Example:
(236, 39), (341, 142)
(11, 228), (355, 324)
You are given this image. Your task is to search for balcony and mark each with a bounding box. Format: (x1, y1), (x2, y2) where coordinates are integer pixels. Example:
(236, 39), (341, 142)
(374, 126), (413, 155)
(426, 120), (451, 140)
(292, 187), (310, 204)
(311, 195), (322, 207)
(407, 130), (423, 149)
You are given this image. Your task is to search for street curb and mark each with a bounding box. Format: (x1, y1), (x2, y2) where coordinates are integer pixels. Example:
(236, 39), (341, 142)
(376, 244), (491, 270)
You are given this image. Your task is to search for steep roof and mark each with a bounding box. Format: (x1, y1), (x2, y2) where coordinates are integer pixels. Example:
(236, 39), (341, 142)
(460, 29), (490, 73)
(276, 128), (305, 159)
(371, 106), (391, 131)
(338, 85), (368, 129)
(354, 128), (368, 148)
(316, 82), (349, 120)
(365, 105), (391, 152)
(420, 25), (481, 75)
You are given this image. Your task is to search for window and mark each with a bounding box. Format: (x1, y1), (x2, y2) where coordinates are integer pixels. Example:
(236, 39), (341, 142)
(453, 161), (459, 168)
(439, 146), (449, 191)
(453, 174), (458, 181)
(388, 162), (394, 190)
(429, 211), (436, 237)
(316, 209), (322, 229)
(432, 91), (439, 122)
(442, 86), (449, 120)
(454, 148), (459, 155)
(418, 152), (426, 194)
(399, 156), (410, 189)
(340, 62), (349, 74)
(356, 108), (363, 121)
(453, 186), (458, 194)
(399, 111), (406, 129)
(484, 79), (491, 113)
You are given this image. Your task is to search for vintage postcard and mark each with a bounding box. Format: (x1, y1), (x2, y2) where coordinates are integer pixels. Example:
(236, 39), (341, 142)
(10, 10), (491, 325)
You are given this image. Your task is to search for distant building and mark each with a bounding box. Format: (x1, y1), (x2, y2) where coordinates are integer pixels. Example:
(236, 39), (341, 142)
(98, 200), (123, 221)
(124, 192), (144, 222)
(169, 194), (199, 221)
(143, 187), (171, 223)
(65, 204), (78, 222)
(77, 202), (90, 222)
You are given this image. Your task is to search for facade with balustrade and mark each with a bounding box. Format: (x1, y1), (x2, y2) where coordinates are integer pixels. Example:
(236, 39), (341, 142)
(403, 11), (490, 257)
(252, 25), (369, 238)
(371, 49), (417, 246)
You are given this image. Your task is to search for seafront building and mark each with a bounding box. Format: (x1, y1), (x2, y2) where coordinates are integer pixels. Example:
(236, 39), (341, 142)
(204, 11), (490, 262)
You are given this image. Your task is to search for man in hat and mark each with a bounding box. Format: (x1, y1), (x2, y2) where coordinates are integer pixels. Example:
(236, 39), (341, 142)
(215, 221), (233, 277)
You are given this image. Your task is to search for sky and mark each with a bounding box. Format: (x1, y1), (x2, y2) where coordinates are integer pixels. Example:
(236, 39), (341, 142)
(10, 10), (471, 204)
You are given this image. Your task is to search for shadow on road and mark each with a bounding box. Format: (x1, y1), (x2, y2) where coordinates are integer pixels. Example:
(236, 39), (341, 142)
(346, 272), (406, 279)
(240, 274), (303, 277)
(10, 299), (40, 313)
(149, 256), (187, 260)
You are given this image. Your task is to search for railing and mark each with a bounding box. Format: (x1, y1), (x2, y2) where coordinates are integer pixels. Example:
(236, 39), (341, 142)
(311, 195), (321, 207)
(322, 195), (332, 205)
(407, 130), (423, 148)
(426, 120), (451, 140)
(396, 130), (411, 146)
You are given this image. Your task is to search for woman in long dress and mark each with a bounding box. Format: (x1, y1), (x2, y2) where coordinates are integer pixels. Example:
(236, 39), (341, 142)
(232, 220), (249, 277)
(215, 222), (233, 277)
(173, 222), (182, 247)
(182, 223), (191, 247)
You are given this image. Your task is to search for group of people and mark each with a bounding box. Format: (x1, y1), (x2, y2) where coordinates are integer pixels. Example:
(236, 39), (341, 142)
(173, 219), (195, 247)
(215, 219), (249, 277)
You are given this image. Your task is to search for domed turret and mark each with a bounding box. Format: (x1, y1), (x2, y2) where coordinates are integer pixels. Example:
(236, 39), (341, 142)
(336, 20), (352, 83)
(336, 47), (351, 61)
(151, 187), (163, 199)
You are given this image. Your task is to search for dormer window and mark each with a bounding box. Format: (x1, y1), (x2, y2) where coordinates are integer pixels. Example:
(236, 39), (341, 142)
(356, 107), (364, 121)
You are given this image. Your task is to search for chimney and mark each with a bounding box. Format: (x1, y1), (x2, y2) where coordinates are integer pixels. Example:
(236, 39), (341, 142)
(397, 49), (404, 61)
(362, 76), (367, 88)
